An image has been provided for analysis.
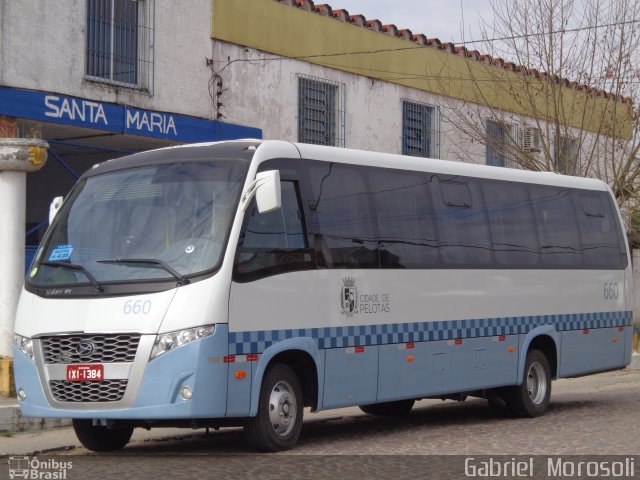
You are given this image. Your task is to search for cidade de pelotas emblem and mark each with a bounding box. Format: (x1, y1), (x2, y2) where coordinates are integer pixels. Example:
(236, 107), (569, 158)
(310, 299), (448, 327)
(340, 277), (357, 317)
(339, 277), (391, 317)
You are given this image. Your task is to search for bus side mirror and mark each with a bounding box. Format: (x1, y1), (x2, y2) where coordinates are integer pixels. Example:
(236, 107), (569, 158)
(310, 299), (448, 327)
(49, 196), (64, 224)
(255, 170), (281, 214)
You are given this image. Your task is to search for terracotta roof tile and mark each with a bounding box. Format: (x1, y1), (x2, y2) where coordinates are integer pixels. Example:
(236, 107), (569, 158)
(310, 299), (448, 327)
(314, 4), (332, 16)
(275, 0), (631, 103)
(331, 8), (349, 21)
(397, 29), (413, 40)
(349, 14), (366, 26)
(382, 24), (398, 37)
(295, 0), (313, 11)
(412, 34), (427, 45)
(366, 19), (383, 32)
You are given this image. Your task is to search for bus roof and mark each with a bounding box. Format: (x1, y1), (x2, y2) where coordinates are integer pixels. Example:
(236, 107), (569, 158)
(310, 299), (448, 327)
(289, 142), (609, 192)
(89, 139), (610, 192)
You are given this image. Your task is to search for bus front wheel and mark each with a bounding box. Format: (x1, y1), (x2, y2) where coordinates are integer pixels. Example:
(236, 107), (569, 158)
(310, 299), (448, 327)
(244, 364), (304, 452)
(506, 349), (551, 417)
(72, 419), (133, 452)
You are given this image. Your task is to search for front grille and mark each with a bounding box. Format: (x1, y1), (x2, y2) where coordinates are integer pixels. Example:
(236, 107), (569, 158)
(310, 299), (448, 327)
(49, 380), (128, 402)
(41, 334), (140, 364)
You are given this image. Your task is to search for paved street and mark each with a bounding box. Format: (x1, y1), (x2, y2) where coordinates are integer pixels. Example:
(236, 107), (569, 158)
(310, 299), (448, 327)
(2, 368), (639, 479)
(1, 368), (638, 454)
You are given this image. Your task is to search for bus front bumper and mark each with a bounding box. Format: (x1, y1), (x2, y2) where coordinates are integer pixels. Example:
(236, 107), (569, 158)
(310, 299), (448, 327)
(13, 325), (236, 420)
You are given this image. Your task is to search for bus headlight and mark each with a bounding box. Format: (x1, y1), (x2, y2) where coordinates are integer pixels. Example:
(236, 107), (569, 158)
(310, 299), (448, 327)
(150, 325), (215, 361)
(14, 334), (34, 360)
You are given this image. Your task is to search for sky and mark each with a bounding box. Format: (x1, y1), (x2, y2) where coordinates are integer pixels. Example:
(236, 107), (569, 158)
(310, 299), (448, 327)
(321, 0), (494, 44)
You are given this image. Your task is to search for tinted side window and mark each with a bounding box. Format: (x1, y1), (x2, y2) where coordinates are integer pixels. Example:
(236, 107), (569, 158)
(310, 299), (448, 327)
(577, 192), (625, 268)
(234, 181), (313, 280)
(370, 168), (439, 268)
(242, 182), (305, 248)
(308, 163), (379, 268)
(530, 186), (582, 267)
(433, 177), (493, 266)
(483, 181), (540, 266)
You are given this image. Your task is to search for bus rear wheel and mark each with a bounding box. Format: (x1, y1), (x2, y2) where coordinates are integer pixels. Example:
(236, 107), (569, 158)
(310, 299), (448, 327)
(506, 349), (551, 417)
(72, 419), (133, 452)
(244, 364), (304, 452)
(359, 399), (415, 416)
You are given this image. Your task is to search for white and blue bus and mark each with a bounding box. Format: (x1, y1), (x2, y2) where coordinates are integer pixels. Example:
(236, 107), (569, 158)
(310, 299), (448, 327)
(13, 140), (634, 451)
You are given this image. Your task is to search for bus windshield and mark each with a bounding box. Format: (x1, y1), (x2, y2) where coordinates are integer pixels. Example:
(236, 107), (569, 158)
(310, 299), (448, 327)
(29, 160), (247, 288)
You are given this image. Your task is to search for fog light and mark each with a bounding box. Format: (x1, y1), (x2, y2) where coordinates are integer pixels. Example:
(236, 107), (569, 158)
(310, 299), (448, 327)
(180, 386), (193, 401)
(17, 389), (26, 401)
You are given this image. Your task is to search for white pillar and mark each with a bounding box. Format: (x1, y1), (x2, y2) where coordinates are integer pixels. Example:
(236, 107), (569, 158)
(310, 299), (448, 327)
(0, 138), (47, 395)
(0, 170), (26, 355)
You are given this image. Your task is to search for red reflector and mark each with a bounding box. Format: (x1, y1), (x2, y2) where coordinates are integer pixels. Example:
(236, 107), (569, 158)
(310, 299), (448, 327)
(247, 354), (259, 362)
(582, 329), (590, 335)
(498, 335), (506, 342)
(355, 346), (365, 353)
(224, 355), (235, 363)
(618, 327), (625, 332)
(455, 338), (462, 345)
(406, 342), (415, 349)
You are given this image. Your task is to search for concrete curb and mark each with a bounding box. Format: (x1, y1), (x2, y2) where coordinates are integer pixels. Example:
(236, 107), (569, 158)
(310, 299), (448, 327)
(631, 352), (640, 370)
(0, 402), (71, 433)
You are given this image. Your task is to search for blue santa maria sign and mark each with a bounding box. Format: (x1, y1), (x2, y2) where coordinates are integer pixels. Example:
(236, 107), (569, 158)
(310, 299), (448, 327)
(0, 86), (262, 142)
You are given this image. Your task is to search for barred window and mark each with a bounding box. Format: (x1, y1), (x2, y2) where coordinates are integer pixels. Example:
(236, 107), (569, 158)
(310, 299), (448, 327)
(402, 100), (439, 158)
(554, 135), (580, 173)
(298, 75), (345, 146)
(86, 0), (154, 91)
(486, 119), (516, 167)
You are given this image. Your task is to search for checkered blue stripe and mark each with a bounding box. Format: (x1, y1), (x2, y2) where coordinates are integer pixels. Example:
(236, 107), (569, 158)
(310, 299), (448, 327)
(228, 310), (633, 355)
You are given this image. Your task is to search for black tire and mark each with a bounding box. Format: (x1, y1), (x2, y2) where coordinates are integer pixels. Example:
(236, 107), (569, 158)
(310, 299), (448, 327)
(486, 389), (512, 417)
(244, 364), (304, 452)
(359, 399), (415, 416)
(72, 419), (133, 452)
(505, 349), (552, 417)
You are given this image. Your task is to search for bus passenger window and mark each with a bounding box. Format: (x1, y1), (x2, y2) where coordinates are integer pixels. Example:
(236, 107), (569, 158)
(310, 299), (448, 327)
(482, 182), (540, 267)
(369, 168), (439, 268)
(530, 186), (582, 267)
(435, 179), (492, 266)
(577, 192), (626, 268)
(308, 163), (379, 268)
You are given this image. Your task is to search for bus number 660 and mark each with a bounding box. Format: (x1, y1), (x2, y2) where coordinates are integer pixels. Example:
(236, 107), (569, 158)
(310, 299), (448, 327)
(603, 283), (619, 300)
(123, 300), (152, 315)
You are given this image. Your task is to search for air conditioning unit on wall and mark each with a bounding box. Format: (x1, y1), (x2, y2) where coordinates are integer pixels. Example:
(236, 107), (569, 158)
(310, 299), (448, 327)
(522, 127), (541, 152)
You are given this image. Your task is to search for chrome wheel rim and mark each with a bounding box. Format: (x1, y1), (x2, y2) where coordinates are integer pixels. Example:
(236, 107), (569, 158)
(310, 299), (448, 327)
(268, 380), (297, 437)
(526, 362), (547, 405)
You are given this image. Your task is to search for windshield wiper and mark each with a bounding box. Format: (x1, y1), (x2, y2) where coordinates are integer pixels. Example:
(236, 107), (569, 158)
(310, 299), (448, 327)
(96, 258), (190, 286)
(39, 261), (104, 293)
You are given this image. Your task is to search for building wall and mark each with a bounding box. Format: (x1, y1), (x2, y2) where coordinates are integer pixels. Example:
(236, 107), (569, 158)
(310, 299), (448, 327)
(213, 41), (620, 171)
(0, 0), (214, 118)
(0, 0), (627, 173)
(1, 0), (634, 278)
(213, 0), (633, 140)
(212, 41), (485, 161)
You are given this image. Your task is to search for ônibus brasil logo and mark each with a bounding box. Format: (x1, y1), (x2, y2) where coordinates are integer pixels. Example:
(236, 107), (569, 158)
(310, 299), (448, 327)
(341, 277), (357, 317)
(8, 456), (72, 479)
